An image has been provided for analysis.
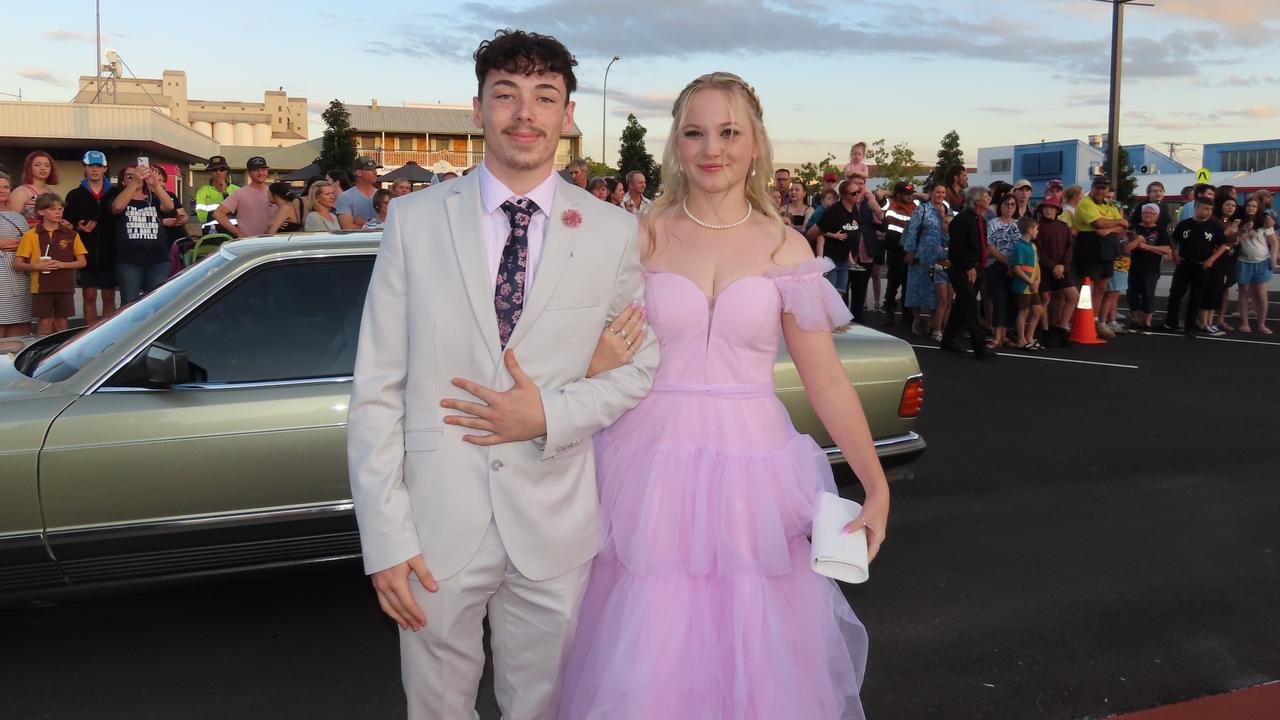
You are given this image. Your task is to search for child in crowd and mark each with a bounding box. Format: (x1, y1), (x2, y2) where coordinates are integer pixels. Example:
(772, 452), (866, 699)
(1099, 229), (1142, 335)
(1235, 196), (1277, 333)
(1033, 197), (1077, 347)
(1011, 215), (1045, 351)
(13, 193), (87, 336)
(1127, 203), (1172, 333)
(843, 141), (869, 180)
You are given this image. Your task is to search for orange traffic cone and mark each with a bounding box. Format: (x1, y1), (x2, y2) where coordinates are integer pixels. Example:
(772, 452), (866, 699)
(1069, 277), (1106, 345)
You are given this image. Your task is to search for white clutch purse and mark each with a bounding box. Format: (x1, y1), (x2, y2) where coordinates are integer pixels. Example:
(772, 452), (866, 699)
(810, 492), (870, 584)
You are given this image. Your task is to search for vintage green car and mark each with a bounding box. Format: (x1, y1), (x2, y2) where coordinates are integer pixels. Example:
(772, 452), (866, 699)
(0, 233), (924, 601)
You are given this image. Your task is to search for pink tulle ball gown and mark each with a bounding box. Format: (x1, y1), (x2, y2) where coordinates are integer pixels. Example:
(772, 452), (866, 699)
(559, 257), (869, 720)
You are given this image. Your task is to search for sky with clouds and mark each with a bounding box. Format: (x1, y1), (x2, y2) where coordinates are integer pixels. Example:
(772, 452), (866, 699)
(7, 0), (1280, 169)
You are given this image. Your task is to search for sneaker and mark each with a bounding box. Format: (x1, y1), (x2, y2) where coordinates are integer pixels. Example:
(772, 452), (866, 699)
(1160, 323), (1180, 333)
(1205, 325), (1226, 337)
(931, 330), (943, 342)
(1108, 321), (1127, 335)
(1096, 322), (1116, 339)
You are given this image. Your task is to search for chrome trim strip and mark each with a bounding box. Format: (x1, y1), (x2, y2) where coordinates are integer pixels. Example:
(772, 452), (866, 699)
(96, 376), (353, 393)
(824, 431), (923, 463)
(0, 531), (45, 542)
(45, 502), (355, 540)
(873, 431), (922, 448)
(84, 252), (375, 396)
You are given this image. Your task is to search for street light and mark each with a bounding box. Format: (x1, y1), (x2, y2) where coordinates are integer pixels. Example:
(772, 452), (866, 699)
(603, 56), (620, 165)
(1094, 0), (1153, 189)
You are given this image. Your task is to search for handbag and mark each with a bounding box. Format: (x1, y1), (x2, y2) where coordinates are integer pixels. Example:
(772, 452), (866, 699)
(810, 492), (870, 584)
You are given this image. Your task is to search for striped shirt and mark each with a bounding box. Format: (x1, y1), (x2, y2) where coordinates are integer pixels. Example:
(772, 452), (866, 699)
(0, 211), (33, 324)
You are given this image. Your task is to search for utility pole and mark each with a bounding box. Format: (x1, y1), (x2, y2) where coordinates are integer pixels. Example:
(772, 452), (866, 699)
(602, 56), (620, 166)
(1097, 0), (1153, 188)
(96, 0), (102, 95)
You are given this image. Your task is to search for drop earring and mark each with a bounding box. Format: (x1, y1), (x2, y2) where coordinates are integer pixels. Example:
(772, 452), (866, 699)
(750, 162), (757, 178)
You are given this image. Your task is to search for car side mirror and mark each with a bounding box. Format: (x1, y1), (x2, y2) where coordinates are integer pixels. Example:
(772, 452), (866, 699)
(110, 342), (193, 388)
(143, 342), (192, 386)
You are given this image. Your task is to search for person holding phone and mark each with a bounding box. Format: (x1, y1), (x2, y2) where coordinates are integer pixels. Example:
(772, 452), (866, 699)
(109, 164), (175, 303)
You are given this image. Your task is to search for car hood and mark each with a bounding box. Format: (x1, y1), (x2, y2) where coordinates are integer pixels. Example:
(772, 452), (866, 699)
(0, 354), (51, 399)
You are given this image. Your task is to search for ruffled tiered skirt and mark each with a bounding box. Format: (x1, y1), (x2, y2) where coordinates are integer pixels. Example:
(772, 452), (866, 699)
(559, 385), (868, 720)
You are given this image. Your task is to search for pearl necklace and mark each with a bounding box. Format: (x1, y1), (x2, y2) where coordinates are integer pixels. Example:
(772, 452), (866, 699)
(682, 197), (752, 230)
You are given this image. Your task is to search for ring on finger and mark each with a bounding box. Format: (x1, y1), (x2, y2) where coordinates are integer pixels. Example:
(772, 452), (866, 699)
(619, 329), (629, 339)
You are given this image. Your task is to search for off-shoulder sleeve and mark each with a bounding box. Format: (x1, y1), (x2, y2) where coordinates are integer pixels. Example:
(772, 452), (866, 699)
(766, 258), (854, 331)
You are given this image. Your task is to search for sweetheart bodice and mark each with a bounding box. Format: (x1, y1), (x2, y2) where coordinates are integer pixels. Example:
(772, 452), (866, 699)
(642, 259), (852, 388)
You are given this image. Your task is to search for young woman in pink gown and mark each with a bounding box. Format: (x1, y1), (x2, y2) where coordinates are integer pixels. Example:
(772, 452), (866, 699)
(559, 72), (891, 720)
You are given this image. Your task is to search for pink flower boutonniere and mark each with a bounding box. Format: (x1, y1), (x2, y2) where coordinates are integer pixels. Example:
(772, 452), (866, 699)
(561, 208), (583, 229)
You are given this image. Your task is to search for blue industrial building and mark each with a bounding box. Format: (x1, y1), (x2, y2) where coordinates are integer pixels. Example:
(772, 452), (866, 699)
(975, 138), (1190, 199)
(1201, 139), (1280, 174)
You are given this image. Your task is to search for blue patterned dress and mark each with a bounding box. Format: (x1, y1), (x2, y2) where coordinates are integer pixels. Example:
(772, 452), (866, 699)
(902, 202), (948, 311)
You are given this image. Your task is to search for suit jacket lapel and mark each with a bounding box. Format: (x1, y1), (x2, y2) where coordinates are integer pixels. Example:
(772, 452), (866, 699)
(445, 173), (501, 367)
(508, 181), (577, 349)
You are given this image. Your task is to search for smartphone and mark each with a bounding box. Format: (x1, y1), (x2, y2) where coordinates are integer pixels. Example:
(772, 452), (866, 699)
(137, 156), (150, 168)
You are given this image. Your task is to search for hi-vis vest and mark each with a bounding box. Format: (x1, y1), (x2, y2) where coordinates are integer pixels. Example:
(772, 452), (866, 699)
(193, 183), (240, 224)
(882, 198), (920, 243)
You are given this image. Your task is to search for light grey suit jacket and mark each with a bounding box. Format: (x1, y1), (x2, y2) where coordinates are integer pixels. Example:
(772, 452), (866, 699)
(347, 172), (658, 582)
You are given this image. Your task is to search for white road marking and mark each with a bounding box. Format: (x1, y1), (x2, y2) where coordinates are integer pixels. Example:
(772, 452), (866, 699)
(1147, 331), (1280, 346)
(909, 344), (1140, 369)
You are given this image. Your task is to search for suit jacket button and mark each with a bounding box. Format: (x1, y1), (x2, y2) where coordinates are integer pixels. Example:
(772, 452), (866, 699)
(491, 460), (504, 471)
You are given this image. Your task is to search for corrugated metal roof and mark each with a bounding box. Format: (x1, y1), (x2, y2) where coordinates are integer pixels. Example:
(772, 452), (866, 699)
(345, 103), (582, 136)
(0, 101), (219, 162)
(215, 138), (323, 171)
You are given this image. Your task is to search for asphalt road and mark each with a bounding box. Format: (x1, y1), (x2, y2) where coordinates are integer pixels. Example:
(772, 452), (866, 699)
(3, 292), (1278, 720)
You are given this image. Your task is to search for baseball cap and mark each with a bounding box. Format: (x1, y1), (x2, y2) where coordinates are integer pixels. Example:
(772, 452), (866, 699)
(1012, 178), (1033, 190)
(207, 155), (230, 171)
(823, 171), (838, 182)
(1091, 175), (1111, 187)
(246, 156), (269, 170)
(892, 181), (915, 196)
(353, 157), (382, 171)
(1046, 178), (1064, 189)
(82, 150), (107, 166)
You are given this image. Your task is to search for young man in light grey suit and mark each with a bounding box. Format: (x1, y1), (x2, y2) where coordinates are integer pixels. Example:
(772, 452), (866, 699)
(346, 30), (657, 720)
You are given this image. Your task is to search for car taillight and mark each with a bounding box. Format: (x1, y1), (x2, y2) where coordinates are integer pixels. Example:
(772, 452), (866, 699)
(898, 377), (924, 418)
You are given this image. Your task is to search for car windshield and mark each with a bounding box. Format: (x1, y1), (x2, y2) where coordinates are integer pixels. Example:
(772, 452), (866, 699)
(28, 254), (230, 383)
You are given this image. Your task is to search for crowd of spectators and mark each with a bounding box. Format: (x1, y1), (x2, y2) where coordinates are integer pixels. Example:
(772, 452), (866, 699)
(4, 144), (1277, 351)
(742, 154), (1278, 357)
(0, 149), (468, 339)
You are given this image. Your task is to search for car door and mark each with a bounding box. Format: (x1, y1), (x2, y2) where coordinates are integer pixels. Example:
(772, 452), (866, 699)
(39, 256), (373, 586)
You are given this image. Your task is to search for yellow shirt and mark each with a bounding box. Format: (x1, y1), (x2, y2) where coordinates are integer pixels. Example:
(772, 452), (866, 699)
(16, 228), (87, 293)
(1073, 196), (1122, 233)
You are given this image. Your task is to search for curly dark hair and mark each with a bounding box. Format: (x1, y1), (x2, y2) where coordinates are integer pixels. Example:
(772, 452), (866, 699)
(474, 29), (578, 101)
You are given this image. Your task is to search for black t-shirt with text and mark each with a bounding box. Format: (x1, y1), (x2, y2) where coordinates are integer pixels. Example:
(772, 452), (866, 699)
(1129, 223), (1170, 275)
(1173, 217), (1225, 265)
(114, 194), (169, 265)
(817, 202), (856, 265)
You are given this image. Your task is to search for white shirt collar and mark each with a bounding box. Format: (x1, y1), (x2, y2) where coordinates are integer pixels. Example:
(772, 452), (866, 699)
(478, 160), (558, 217)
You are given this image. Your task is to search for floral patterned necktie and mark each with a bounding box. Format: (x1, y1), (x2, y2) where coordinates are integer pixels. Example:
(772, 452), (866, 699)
(495, 197), (539, 347)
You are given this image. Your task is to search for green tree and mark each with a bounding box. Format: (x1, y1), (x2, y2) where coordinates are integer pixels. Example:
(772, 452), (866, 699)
(616, 114), (660, 198)
(925, 130), (964, 187)
(796, 153), (836, 190)
(868, 139), (923, 188)
(1101, 143), (1138, 207)
(581, 156), (617, 180)
(319, 100), (357, 178)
